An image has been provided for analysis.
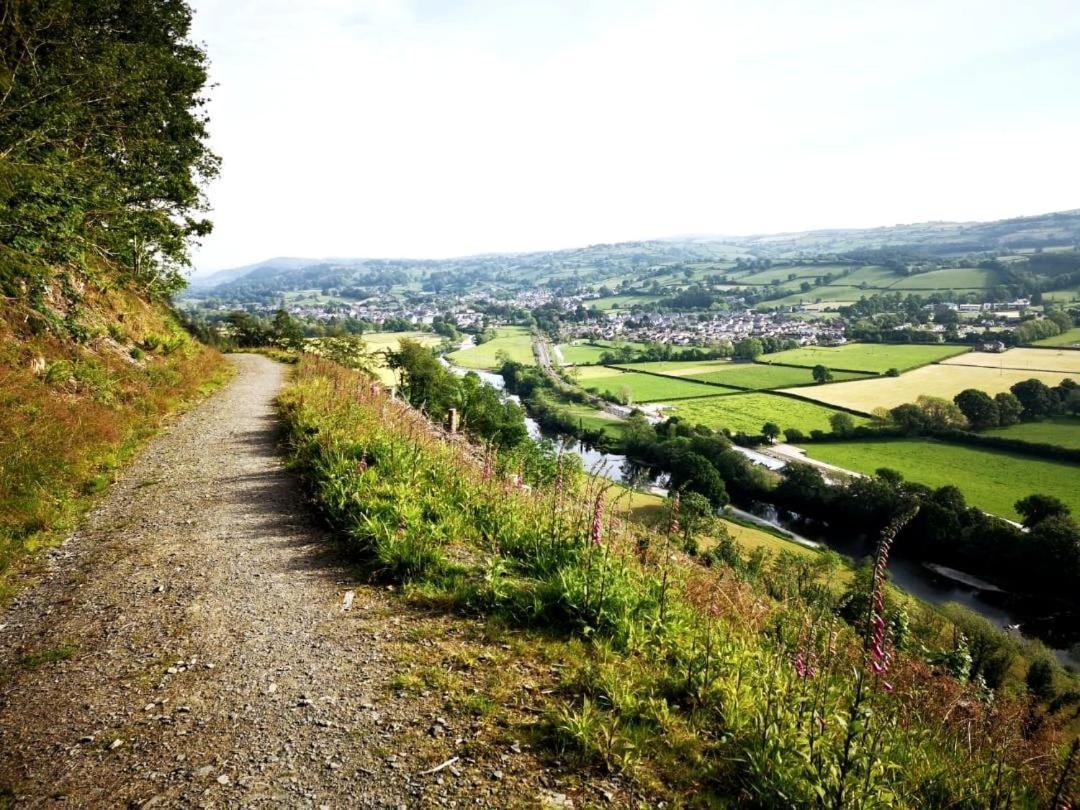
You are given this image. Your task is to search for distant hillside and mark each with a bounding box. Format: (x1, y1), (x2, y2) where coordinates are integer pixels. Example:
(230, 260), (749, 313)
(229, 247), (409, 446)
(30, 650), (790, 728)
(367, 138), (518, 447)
(189, 209), (1080, 302)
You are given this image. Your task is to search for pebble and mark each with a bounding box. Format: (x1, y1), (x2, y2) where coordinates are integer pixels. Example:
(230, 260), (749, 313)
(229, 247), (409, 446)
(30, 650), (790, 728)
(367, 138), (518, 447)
(216, 774), (230, 785)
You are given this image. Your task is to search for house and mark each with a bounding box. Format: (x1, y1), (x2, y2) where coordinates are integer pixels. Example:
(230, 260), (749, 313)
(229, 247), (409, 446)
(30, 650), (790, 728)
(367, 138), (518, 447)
(980, 340), (1007, 353)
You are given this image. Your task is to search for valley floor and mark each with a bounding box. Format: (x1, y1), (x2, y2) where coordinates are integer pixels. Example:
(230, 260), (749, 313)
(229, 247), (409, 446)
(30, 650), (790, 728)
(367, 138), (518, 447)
(0, 355), (610, 808)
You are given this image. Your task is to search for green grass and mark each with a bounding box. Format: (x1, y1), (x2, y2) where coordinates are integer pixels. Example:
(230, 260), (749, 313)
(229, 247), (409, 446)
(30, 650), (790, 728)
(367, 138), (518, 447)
(757, 286), (872, 308)
(665, 392), (867, 435)
(984, 417), (1080, 450)
(616, 361), (869, 389)
(1041, 286), (1080, 303)
(574, 368), (729, 403)
(686, 364), (870, 390)
(760, 343), (969, 373)
(802, 439), (1080, 520)
(1033, 327), (1080, 348)
(587, 294), (661, 309)
(556, 343), (613, 365)
(737, 264), (848, 285)
(835, 265), (902, 287)
(888, 267), (1000, 290)
(447, 327), (535, 369)
(561, 404), (629, 437)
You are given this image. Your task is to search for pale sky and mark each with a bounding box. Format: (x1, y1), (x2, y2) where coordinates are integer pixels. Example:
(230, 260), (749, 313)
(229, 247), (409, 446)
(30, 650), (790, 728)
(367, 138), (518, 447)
(188, 0), (1080, 273)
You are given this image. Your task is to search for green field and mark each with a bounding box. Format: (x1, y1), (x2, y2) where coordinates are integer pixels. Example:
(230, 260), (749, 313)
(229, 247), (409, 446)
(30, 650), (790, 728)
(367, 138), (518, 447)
(556, 342), (610, 365)
(836, 265), (901, 287)
(985, 417), (1080, 450)
(587, 294), (661, 309)
(573, 367), (726, 402)
(738, 264), (846, 285)
(561, 404), (629, 437)
(346, 331), (443, 385)
(757, 286), (869, 308)
(447, 327), (534, 369)
(802, 440), (1080, 520)
(889, 266), (1001, 290)
(1033, 327), (1080, 348)
(665, 392), (867, 435)
(761, 342), (969, 373)
(615, 360), (868, 389)
(686, 364), (870, 390)
(1042, 286), (1080, 303)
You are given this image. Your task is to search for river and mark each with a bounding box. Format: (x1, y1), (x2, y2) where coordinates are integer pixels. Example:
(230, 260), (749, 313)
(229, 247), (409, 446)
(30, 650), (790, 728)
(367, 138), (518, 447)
(442, 358), (1077, 661)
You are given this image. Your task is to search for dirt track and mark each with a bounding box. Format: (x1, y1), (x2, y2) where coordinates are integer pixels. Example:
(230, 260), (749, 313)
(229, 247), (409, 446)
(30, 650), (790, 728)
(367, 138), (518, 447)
(0, 355), (604, 808)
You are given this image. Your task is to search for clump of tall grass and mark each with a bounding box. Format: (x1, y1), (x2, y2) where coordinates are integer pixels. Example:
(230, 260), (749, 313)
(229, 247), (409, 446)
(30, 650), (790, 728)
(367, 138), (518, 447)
(279, 356), (1074, 806)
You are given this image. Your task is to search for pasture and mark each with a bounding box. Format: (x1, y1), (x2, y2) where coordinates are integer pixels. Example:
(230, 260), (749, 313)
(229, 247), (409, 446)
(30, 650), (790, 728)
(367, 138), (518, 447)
(1033, 327), (1080, 348)
(561, 404), (629, 437)
(613, 360), (733, 377)
(737, 264), (847, 285)
(349, 331), (443, 386)
(940, 347), (1080, 375)
(888, 266), (1000, 290)
(447, 326), (534, 369)
(573, 367), (726, 402)
(984, 416), (1080, 450)
(762, 343), (969, 373)
(786, 364), (1074, 413)
(664, 392), (867, 435)
(801, 440), (1080, 520)
(587, 294), (661, 309)
(685, 364), (869, 390)
(556, 342), (610, 365)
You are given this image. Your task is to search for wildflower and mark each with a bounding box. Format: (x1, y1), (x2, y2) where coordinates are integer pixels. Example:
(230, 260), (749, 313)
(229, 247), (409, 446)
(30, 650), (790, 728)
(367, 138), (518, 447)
(355, 458), (368, 474)
(482, 451), (493, 482)
(866, 505), (918, 689)
(590, 492), (604, 545)
(794, 650), (817, 680)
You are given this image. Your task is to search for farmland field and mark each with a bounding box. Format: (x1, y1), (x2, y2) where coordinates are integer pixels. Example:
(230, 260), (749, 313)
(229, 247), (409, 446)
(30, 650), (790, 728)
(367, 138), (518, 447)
(685, 364), (870, 390)
(572, 367), (727, 402)
(560, 404), (629, 437)
(786, 364), (1074, 413)
(616, 360), (864, 389)
(757, 286), (865, 308)
(613, 360), (734, 376)
(802, 440), (1080, 520)
(347, 331), (443, 385)
(1033, 327), (1080, 348)
(940, 347), (1080, 375)
(587, 294), (661, 309)
(835, 265), (901, 286)
(447, 326), (534, 369)
(556, 342), (610, 365)
(737, 264), (847, 285)
(1041, 286), (1080, 303)
(761, 343), (969, 373)
(984, 417), (1080, 450)
(664, 392), (868, 435)
(888, 266), (1000, 290)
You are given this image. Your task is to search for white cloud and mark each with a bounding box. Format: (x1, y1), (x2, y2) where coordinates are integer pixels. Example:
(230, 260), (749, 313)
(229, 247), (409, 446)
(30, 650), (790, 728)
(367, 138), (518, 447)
(188, 0), (1080, 271)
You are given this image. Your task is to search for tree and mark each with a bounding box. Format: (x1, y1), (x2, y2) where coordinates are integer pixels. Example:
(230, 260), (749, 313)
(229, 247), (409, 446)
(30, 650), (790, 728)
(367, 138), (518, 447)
(271, 309), (305, 350)
(1010, 379), (1054, 419)
(733, 337), (763, 361)
(994, 392), (1023, 426)
(1015, 494), (1071, 528)
(915, 395), (967, 429)
(829, 412), (855, 435)
(762, 422), (781, 441)
(889, 403), (928, 434)
(674, 490), (714, 553)
(953, 388), (999, 430)
(812, 364), (833, 383)
(0, 0), (219, 297)
(669, 451), (729, 507)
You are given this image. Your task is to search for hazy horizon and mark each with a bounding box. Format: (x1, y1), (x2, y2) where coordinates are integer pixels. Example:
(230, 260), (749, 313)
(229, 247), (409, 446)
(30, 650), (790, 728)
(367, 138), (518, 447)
(189, 0), (1080, 273)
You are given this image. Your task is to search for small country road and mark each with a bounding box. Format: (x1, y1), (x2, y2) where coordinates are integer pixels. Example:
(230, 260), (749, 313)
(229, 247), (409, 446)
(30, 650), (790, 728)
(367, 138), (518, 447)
(0, 355), (591, 808)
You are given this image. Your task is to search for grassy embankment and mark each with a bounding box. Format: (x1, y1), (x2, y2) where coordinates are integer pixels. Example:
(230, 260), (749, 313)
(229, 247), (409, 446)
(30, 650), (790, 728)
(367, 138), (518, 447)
(278, 355), (1071, 805)
(0, 276), (229, 600)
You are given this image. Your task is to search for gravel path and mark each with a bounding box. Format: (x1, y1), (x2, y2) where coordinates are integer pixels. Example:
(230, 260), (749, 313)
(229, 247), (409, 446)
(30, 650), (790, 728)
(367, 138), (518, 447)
(0, 355), (603, 808)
